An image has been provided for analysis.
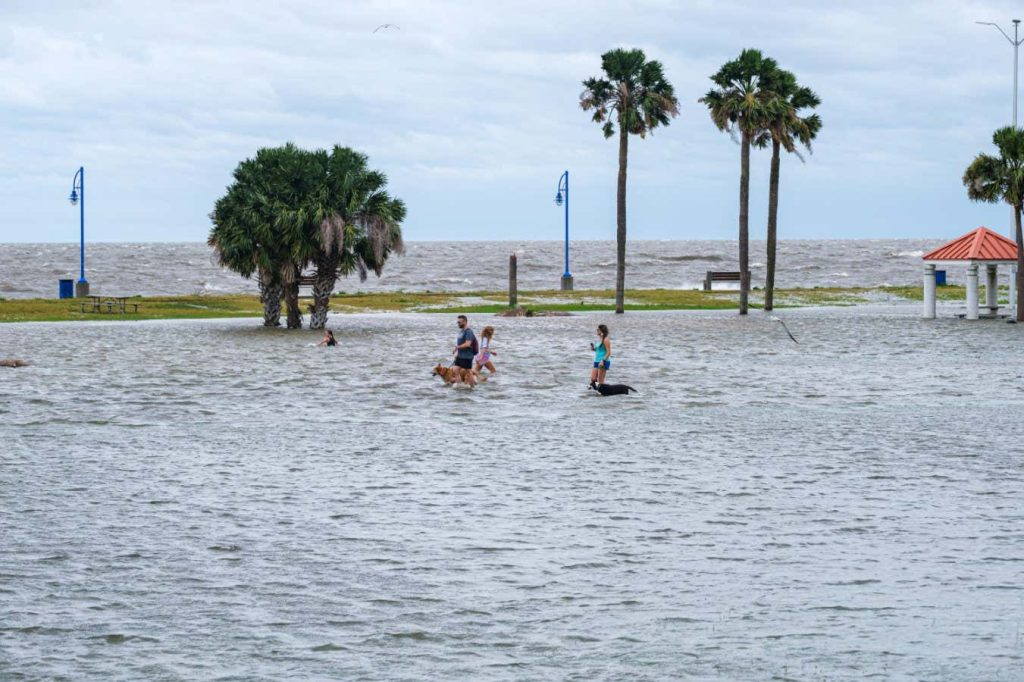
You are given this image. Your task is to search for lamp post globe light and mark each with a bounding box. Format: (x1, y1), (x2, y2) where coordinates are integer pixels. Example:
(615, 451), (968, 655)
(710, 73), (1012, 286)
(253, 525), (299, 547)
(69, 166), (89, 297)
(554, 170), (573, 291)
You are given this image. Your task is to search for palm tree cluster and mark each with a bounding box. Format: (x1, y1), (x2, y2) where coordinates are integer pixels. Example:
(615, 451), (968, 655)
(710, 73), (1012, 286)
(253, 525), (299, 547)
(580, 47), (820, 315)
(963, 126), (1024, 322)
(208, 144), (406, 329)
(700, 49), (821, 314)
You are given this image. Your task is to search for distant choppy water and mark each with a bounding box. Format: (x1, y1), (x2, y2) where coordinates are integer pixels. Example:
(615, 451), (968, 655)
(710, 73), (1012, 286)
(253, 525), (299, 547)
(2, 308), (1024, 679)
(0, 239), (941, 298)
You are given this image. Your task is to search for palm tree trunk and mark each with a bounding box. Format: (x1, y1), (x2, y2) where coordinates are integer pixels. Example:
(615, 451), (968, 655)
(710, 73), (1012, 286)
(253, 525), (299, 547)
(284, 282), (302, 329)
(280, 263), (302, 329)
(764, 139), (781, 312)
(257, 268), (282, 327)
(1016, 204), (1023, 322)
(615, 126), (629, 315)
(738, 131), (751, 315)
(309, 256), (338, 330)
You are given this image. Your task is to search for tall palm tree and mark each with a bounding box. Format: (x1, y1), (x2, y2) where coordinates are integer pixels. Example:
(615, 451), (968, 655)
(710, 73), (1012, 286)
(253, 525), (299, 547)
(305, 147), (406, 329)
(280, 145), (332, 328)
(581, 47), (679, 314)
(963, 126), (1024, 322)
(700, 49), (787, 315)
(757, 68), (822, 311)
(209, 147), (300, 327)
(209, 144), (319, 328)
(209, 182), (285, 326)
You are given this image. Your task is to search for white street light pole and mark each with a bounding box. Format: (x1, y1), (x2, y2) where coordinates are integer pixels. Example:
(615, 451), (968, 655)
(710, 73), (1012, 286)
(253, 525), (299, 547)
(977, 19), (1023, 126)
(977, 19), (1023, 314)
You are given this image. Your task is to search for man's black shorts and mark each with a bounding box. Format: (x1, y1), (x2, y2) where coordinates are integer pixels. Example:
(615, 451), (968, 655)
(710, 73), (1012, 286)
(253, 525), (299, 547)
(453, 357), (473, 370)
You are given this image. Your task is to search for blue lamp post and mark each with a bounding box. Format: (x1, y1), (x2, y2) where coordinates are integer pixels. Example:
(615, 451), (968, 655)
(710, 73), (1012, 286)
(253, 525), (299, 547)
(554, 170), (573, 291)
(68, 166), (89, 297)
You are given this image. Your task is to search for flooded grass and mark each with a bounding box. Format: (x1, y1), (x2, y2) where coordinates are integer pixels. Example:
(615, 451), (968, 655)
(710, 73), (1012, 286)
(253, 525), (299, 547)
(0, 285), (962, 322)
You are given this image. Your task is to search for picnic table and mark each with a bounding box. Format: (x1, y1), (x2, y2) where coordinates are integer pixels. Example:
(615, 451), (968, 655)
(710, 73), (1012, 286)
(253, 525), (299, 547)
(79, 295), (139, 314)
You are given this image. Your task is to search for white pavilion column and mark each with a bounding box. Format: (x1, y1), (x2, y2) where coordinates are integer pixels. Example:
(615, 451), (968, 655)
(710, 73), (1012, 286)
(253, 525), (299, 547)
(966, 263), (979, 320)
(923, 263), (936, 319)
(1011, 264), (1018, 313)
(985, 264), (999, 312)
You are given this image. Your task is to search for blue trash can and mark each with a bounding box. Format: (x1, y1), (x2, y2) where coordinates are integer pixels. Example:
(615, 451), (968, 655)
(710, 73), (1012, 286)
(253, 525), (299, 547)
(935, 270), (947, 286)
(59, 279), (74, 299)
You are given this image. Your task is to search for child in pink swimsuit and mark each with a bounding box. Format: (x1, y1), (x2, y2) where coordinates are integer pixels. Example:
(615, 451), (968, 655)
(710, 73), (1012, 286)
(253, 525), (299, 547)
(474, 326), (497, 377)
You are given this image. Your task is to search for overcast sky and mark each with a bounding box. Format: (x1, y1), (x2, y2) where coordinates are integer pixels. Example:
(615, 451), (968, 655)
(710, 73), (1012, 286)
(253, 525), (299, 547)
(1, 0), (1023, 243)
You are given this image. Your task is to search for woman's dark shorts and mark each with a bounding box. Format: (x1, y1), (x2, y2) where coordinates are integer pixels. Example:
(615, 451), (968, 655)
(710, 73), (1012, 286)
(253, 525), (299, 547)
(454, 357), (473, 370)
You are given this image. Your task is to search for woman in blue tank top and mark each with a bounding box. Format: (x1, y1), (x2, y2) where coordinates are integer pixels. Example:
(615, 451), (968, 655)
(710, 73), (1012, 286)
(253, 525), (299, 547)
(589, 324), (612, 387)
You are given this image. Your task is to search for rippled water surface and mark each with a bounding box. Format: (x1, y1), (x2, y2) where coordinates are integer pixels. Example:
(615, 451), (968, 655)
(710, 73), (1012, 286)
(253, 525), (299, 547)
(2, 308), (1024, 680)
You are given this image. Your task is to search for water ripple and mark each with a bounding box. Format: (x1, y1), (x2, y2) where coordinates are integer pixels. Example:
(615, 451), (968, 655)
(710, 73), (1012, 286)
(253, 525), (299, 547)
(1, 309), (1022, 680)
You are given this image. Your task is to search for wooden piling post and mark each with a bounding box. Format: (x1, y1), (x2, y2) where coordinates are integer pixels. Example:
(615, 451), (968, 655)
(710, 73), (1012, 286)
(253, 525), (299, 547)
(509, 253), (518, 308)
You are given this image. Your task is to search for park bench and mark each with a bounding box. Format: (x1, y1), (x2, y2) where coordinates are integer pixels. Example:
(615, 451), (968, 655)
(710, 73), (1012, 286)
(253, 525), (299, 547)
(296, 273), (341, 290)
(79, 295), (139, 314)
(703, 271), (749, 291)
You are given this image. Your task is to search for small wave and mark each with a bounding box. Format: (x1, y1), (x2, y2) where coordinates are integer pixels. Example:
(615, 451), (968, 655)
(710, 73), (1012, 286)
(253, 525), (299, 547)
(89, 633), (158, 644)
(824, 579), (882, 586)
(37, 554), (70, 562)
(657, 254), (725, 262)
(1, 625), (73, 635)
(387, 631), (437, 641)
(311, 643), (348, 652)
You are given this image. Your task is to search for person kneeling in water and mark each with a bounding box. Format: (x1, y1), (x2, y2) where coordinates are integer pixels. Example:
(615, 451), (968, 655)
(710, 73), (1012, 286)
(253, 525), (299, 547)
(317, 330), (337, 347)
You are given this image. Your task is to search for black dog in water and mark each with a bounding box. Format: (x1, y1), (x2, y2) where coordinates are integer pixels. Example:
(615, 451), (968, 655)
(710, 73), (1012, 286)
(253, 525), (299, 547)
(589, 381), (638, 396)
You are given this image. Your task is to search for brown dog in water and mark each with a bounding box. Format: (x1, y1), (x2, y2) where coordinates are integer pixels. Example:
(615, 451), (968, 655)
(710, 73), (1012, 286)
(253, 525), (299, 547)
(431, 363), (485, 386)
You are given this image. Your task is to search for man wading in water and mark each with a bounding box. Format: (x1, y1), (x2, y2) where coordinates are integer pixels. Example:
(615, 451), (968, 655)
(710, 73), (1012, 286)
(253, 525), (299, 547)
(453, 314), (477, 387)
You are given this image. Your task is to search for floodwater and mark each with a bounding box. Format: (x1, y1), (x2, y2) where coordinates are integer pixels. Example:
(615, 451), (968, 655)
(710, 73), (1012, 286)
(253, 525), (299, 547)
(0, 238), (945, 299)
(2, 308), (1023, 680)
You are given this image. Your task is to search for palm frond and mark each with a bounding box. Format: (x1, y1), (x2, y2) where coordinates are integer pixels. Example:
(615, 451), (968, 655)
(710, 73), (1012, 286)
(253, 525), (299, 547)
(702, 56), (821, 161)
(582, 47), (679, 142)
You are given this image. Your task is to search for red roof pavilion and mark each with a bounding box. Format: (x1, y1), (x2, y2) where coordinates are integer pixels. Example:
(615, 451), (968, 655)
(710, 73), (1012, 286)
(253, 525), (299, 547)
(921, 226), (1019, 320)
(922, 227), (1018, 262)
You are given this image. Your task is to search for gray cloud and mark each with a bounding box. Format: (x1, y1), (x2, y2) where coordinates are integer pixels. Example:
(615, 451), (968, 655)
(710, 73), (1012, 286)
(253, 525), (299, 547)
(0, 0), (1021, 243)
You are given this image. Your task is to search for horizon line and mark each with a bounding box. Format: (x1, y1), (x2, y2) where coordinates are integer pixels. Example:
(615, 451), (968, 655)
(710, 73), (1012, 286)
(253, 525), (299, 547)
(0, 236), (950, 246)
